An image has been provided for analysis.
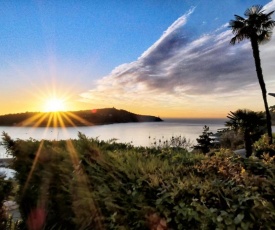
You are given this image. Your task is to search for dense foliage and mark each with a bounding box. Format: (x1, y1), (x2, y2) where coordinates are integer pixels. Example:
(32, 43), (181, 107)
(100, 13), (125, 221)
(0, 175), (13, 229)
(225, 109), (266, 157)
(1, 132), (275, 229)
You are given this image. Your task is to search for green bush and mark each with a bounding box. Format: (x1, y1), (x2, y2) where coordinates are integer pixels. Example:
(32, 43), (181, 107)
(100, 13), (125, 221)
(253, 134), (275, 157)
(0, 175), (13, 229)
(2, 132), (275, 229)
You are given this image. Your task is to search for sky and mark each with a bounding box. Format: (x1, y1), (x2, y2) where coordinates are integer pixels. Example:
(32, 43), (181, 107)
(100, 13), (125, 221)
(0, 0), (275, 118)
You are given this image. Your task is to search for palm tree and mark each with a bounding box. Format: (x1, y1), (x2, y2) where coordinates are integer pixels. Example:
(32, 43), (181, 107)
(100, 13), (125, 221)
(225, 109), (266, 157)
(229, 5), (275, 144)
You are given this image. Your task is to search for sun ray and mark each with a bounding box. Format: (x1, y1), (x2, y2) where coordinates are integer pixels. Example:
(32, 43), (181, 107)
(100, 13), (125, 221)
(18, 113), (45, 126)
(23, 140), (45, 193)
(64, 138), (103, 228)
(59, 112), (78, 127)
(30, 113), (50, 128)
(19, 93), (97, 202)
(17, 100), (105, 227)
(31, 114), (47, 127)
(65, 140), (80, 168)
(66, 111), (93, 126)
(56, 112), (66, 129)
(46, 112), (54, 127)
(53, 113), (58, 127)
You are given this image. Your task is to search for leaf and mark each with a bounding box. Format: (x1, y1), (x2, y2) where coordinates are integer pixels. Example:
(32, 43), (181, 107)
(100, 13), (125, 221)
(220, 210), (228, 216)
(179, 202), (185, 208)
(234, 213), (244, 225)
(156, 198), (162, 205)
(209, 208), (217, 213)
(217, 215), (223, 222)
(241, 221), (250, 229)
(227, 225), (235, 230)
(225, 217), (233, 225)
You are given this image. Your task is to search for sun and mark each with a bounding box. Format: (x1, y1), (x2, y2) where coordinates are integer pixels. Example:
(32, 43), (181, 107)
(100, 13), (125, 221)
(44, 98), (66, 112)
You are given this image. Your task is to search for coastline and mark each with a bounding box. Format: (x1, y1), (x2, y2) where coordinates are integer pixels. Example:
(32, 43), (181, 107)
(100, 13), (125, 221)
(0, 108), (163, 127)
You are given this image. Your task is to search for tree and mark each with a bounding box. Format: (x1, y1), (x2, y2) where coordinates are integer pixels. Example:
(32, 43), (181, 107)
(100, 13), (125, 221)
(194, 125), (214, 154)
(229, 5), (275, 144)
(225, 109), (266, 157)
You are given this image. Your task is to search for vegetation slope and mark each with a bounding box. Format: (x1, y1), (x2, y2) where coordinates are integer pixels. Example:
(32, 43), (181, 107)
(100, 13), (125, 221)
(1, 132), (275, 230)
(0, 108), (162, 127)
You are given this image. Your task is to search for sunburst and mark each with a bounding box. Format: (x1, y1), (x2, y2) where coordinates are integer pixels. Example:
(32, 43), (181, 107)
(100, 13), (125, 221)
(20, 91), (94, 200)
(43, 98), (66, 112)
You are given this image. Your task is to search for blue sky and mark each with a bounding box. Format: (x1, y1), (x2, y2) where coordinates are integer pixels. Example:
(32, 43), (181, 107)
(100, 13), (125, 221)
(0, 0), (274, 117)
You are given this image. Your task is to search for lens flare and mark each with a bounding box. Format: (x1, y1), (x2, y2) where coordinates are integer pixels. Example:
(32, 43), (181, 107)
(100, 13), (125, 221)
(44, 98), (65, 112)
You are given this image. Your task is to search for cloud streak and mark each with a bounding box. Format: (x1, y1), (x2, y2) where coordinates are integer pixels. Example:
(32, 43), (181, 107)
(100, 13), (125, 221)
(80, 2), (275, 116)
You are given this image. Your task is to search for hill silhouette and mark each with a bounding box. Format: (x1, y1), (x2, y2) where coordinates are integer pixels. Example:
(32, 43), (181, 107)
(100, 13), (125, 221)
(0, 108), (162, 127)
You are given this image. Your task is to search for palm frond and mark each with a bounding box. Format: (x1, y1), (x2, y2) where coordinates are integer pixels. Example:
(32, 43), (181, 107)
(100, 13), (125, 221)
(229, 5), (275, 45)
(258, 30), (273, 44)
(244, 5), (263, 17)
(234, 14), (245, 22)
(229, 20), (245, 32)
(265, 10), (275, 18)
(257, 12), (275, 24)
(226, 111), (236, 120)
(262, 20), (275, 30)
(230, 33), (249, 44)
(230, 36), (237, 45)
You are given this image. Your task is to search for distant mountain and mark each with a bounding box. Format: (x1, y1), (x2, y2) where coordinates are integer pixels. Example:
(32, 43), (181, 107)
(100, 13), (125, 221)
(0, 108), (162, 127)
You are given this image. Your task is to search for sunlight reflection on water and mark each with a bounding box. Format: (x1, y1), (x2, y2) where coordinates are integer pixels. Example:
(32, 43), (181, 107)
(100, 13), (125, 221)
(0, 119), (227, 157)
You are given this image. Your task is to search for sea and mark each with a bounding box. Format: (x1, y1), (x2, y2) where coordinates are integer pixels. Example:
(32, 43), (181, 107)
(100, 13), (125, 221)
(0, 118), (226, 158)
(2, 118), (275, 178)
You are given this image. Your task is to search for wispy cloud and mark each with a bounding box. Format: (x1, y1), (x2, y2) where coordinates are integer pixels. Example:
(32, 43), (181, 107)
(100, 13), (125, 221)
(80, 2), (275, 116)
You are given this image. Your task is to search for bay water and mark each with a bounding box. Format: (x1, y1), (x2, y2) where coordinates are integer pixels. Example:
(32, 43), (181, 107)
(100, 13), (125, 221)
(0, 118), (226, 158)
(2, 118), (275, 179)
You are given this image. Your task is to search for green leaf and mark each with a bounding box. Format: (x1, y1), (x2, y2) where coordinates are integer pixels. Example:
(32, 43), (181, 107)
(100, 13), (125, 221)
(217, 215), (223, 222)
(221, 210), (228, 216)
(241, 221), (250, 229)
(227, 225), (235, 230)
(209, 208), (217, 213)
(225, 217), (233, 225)
(156, 198), (162, 205)
(234, 213), (244, 225)
(179, 202), (185, 208)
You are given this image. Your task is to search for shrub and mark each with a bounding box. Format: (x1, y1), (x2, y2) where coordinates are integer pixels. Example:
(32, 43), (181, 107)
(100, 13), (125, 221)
(253, 134), (275, 157)
(2, 133), (275, 229)
(219, 129), (243, 150)
(0, 175), (13, 229)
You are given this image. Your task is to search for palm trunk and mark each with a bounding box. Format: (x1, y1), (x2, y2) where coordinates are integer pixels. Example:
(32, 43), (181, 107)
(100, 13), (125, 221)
(250, 37), (273, 144)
